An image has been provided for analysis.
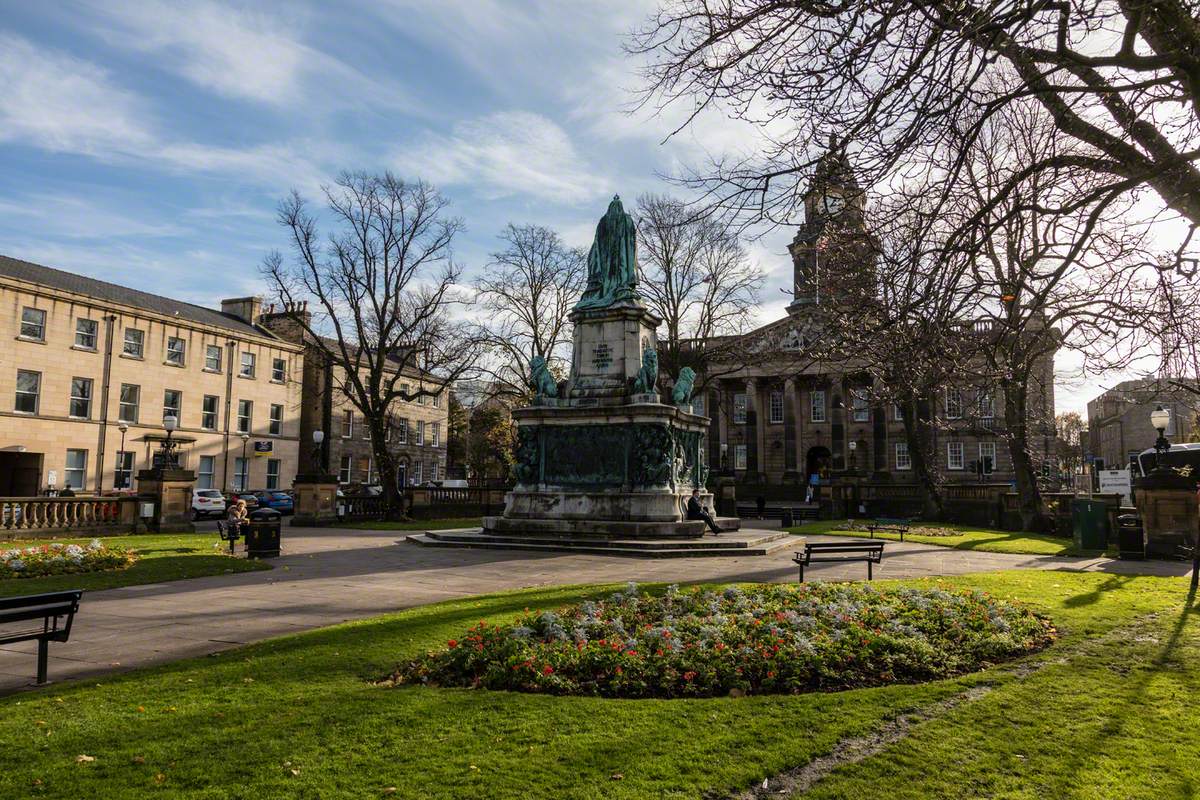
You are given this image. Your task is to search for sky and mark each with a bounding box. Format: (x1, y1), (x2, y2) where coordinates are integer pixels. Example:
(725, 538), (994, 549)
(0, 0), (1131, 417)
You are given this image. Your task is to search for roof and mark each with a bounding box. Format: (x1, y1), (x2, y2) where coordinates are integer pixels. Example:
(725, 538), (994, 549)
(0, 253), (267, 339)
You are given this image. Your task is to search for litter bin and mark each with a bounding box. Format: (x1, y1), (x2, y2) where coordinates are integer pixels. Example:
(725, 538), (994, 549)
(1116, 513), (1145, 560)
(780, 509), (794, 528)
(1071, 498), (1109, 551)
(245, 507), (282, 558)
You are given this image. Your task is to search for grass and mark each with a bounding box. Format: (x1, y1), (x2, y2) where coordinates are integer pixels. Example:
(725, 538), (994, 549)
(788, 519), (1114, 556)
(0, 533), (268, 598)
(2, 571), (1198, 798)
(339, 517), (483, 531)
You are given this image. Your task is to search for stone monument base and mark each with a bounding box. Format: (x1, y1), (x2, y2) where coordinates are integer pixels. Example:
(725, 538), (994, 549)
(291, 474), (341, 527)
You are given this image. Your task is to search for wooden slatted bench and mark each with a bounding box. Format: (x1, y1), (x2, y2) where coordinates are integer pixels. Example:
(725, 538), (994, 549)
(793, 542), (885, 582)
(0, 590), (82, 684)
(866, 517), (912, 541)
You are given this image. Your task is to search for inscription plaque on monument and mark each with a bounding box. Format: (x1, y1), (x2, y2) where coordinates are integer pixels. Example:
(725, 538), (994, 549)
(592, 342), (612, 370)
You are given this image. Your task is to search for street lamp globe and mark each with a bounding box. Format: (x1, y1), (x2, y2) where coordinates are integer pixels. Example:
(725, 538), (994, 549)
(1150, 405), (1170, 434)
(163, 415), (179, 432)
(241, 433), (251, 442)
(118, 422), (129, 433)
(313, 430), (325, 445)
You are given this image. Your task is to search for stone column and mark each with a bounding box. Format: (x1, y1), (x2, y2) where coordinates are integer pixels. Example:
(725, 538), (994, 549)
(136, 467), (195, 533)
(785, 377), (801, 480)
(716, 385), (730, 474)
(744, 378), (758, 478)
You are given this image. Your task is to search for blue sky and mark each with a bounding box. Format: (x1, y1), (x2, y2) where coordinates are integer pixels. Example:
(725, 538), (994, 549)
(0, 1), (790, 307)
(0, 1), (1117, 413)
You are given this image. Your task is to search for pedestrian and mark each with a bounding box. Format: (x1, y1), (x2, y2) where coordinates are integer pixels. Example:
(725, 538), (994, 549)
(755, 493), (766, 519)
(806, 472), (819, 504)
(227, 498), (249, 536)
(686, 489), (722, 535)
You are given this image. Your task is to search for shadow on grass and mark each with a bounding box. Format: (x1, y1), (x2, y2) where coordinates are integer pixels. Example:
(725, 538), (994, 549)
(1062, 573), (1139, 608)
(0, 554), (266, 598)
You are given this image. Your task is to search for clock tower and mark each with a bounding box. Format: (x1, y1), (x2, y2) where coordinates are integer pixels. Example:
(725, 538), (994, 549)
(787, 138), (870, 311)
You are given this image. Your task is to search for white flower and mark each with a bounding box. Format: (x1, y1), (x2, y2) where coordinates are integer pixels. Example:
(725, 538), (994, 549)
(7, 558), (24, 571)
(88, 539), (103, 550)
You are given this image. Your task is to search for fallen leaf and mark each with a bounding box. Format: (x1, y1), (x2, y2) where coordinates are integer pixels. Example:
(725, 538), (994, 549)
(154, 773), (166, 784)
(610, 773), (624, 781)
(75, 754), (95, 763)
(132, 756), (146, 764)
(382, 789), (398, 795)
(137, 706), (146, 713)
(290, 769), (301, 777)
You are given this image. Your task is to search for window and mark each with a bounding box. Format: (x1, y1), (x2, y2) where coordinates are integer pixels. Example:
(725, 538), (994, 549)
(69, 377), (93, 419)
(432, 392), (441, 409)
(413, 460), (423, 484)
(240, 351), (256, 378)
(163, 389), (182, 423)
(893, 404), (904, 422)
(397, 418), (409, 444)
(20, 307), (46, 340)
(895, 442), (911, 470)
(769, 391), (784, 424)
(733, 393), (748, 424)
(416, 420), (426, 446)
(75, 318), (98, 349)
(269, 404), (283, 435)
(115, 451), (135, 489)
(734, 444), (748, 470)
(401, 383), (410, 401)
(363, 417), (371, 440)
(341, 410), (353, 438)
(430, 460), (439, 482)
(266, 459), (281, 490)
(851, 389), (870, 422)
(810, 390), (826, 423)
(947, 441), (964, 470)
(64, 449), (87, 489)
(945, 387), (963, 419)
(166, 336), (186, 366)
(978, 442), (996, 474)
(237, 400), (253, 433)
(197, 455), (215, 490)
(118, 384), (140, 423)
(431, 422), (441, 447)
(416, 392), (426, 406)
(14, 370), (40, 414)
(234, 457), (249, 492)
(123, 328), (144, 358)
(978, 391), (995, 420)
(384, 415), (393, 443)
(338, 455), (352, 483)
(202, 395), (219, 430)
(272, 357), (286, 382)
(359, 457), (372, 483)
(205, 344), (222, 372)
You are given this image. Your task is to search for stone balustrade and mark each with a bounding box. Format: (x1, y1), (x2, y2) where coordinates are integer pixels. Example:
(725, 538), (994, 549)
(1, 496), (139, 538)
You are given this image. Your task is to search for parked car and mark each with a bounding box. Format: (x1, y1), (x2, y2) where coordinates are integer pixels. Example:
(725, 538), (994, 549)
(226, 491), (260, 512)
(440, 479), (469, 489)
(251, 490), (294, 515)
(191, 489), (227, 520)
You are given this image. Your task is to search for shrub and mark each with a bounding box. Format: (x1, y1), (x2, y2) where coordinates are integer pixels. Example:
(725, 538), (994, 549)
(837, 523), (963, 537)
(391, 582), (1056, 698)
(0, 540), (137, 579)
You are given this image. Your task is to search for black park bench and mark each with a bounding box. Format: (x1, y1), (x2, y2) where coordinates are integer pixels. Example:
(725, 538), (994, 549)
(0, 590), (83, 684)
(866, 517), (912, 541)
(794, 542), (885, 582)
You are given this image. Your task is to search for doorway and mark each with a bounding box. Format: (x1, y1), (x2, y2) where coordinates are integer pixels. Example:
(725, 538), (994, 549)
(0, 451), (43, 495)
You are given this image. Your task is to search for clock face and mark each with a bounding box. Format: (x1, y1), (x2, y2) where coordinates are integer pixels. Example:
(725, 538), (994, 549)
(820, 194), (845, 215)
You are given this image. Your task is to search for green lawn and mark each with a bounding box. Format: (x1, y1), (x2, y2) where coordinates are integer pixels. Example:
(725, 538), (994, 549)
(340, 517), (483, 531)
(2, 571), (1198, 798)
(0, 533), (268, 598)
(788, 519), (1111, 556)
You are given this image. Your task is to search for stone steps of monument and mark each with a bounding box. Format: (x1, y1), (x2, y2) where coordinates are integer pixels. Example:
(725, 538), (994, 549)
(481, 516), (741, 540)
(404, 528), (794, 559)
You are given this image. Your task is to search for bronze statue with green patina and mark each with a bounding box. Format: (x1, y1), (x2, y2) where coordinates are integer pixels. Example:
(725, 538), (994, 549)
(575, 195), (640, 310)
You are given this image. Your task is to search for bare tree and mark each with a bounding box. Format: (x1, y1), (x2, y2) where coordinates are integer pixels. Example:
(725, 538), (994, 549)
(630, 1), (1200, 267)
(472, 224), (585, 399)
(635, 193), (764, 383)
(262, 171), (479, 518)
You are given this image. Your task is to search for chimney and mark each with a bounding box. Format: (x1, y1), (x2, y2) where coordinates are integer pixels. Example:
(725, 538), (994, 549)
(221, 296), (263, 324)
(258, 300), (312, 344)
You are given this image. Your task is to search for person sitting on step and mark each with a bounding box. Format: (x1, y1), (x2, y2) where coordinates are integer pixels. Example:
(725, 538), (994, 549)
(686, 488), (722, 535)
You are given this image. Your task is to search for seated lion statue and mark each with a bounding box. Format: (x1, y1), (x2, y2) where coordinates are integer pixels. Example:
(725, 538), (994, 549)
(529, 355), (558, 399)
(672, 367), (696, 406)
(632, 347), (658, 395)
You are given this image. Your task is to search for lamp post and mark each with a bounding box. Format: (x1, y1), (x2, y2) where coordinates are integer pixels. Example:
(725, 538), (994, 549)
(118, 422), (129, 489)
(1151, 405), (1171, 471)
(311, 429), (325, 473)
(240, 433), (250, 491)
(162, 415), (179, 468)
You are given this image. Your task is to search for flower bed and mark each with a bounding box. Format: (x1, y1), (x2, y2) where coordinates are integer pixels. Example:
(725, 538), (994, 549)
(391, 582), (1056, 698)
(0, 540), (137, 580)
(836, 523), (963, 538)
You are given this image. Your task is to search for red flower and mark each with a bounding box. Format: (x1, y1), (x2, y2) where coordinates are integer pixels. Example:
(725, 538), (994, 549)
(447, 639), (458, 649)
(542, 665), (554, 676)
(683, 671), (696, 681)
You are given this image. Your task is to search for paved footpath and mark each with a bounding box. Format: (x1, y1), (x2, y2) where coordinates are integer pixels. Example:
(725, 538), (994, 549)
(0, 522), (1188, 692)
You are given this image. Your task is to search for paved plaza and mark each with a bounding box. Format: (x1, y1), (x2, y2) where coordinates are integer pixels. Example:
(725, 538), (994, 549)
(0, 522), (1189, 692)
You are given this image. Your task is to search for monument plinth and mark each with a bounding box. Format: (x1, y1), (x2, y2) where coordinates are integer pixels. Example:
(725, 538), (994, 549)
(481, 196), (732, 541)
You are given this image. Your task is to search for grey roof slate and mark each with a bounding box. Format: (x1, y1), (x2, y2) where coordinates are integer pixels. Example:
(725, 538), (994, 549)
(0, 254), (268, 338)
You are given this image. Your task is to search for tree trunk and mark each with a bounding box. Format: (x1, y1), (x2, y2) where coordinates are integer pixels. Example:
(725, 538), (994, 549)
(368, 416), (406, 521)
(1002, 380), (1046, 532)
(901, 398), (944, 520)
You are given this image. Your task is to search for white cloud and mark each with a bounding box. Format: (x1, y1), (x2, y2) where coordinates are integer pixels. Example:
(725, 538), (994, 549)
(0, 193), (185, 239)
(395, 111), (609, 204)
(0, 33), (154, 156)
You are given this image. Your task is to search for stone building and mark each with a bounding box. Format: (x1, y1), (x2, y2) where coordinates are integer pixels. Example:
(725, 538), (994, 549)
(261, 310), (448, 487)
(1086, 379), (1200, 470)
(0, 255), (303, 495)
(691, 157), (1058, 488)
